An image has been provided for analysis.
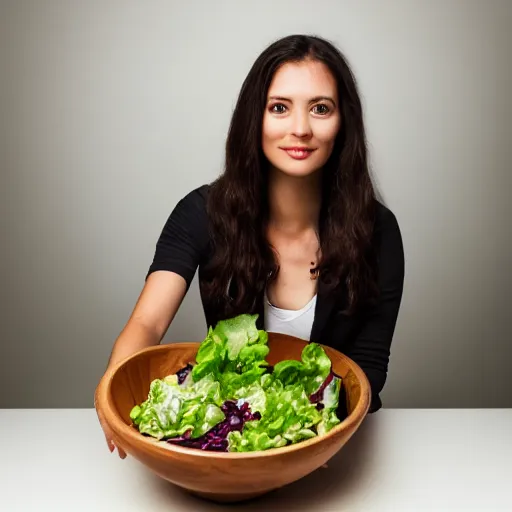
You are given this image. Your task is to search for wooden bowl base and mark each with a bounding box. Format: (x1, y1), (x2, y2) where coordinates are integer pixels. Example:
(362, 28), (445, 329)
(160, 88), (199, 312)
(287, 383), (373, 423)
(189, 488), (276, 503)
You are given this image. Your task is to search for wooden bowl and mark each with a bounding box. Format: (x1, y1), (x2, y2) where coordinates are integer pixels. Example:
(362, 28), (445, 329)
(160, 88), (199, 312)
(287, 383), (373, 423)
(95, 333), (371, 503)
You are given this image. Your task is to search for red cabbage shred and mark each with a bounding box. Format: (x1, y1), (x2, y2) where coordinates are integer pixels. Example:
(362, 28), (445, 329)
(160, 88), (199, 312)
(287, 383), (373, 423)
(167, 400), (261, 452)
(176, 364), (193, 385)
(309, 371), (339, 404)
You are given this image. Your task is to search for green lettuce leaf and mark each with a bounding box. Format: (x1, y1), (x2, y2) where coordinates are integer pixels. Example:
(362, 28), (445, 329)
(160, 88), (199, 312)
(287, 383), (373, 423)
(272, 343), (332, 395)
(129, 374), (225, 440)
(316, 375), (342, 435)
(300, 343), (332, 394)
(321, 374), (342, 410)
(230, 381), (268, 415)
(213, 314), (264, 361)
(131, 314), (343, 451)
(272, 359), (304, 386)
(317, 408), (341, 436)
(219, 366), (267, 400)
(227, 376), (323, 452)
(191, 327), (226, 382)
(228, 430), (288, 452)
(191, 314), (269, 387)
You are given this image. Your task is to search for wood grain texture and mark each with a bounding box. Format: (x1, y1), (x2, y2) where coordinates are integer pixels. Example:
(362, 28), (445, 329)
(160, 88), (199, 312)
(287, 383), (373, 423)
(96, 333), (371, 503)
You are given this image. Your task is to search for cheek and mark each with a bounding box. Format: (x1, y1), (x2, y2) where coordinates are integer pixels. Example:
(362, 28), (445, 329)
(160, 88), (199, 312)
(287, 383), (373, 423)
(262, 114), (287, 143)
(314, 119), (341, 147)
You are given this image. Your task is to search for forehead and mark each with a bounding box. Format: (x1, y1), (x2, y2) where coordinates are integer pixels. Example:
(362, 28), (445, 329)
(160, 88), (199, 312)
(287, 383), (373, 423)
(267, 60), (337, 99)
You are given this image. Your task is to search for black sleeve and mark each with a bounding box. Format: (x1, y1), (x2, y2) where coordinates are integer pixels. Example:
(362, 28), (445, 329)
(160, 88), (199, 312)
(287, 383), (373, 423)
(343, 204), (405, 412)
(146, 186), (210, 288)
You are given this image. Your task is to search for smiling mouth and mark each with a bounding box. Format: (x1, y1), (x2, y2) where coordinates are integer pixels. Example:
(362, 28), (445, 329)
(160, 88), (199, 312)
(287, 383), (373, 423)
(280, 148), (316, 160)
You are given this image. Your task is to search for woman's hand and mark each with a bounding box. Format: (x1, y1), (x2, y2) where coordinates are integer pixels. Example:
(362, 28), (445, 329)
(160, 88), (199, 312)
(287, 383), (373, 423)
(95, 386), (127, 459)
(94, 271), (188, 458)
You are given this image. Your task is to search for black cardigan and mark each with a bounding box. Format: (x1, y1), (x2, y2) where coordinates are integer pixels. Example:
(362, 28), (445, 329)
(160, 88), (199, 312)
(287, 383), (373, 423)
(147, 185), (405, 413)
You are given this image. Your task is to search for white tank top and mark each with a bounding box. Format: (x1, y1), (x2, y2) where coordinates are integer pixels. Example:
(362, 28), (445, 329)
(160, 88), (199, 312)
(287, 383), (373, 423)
(264, 293), (317, 342)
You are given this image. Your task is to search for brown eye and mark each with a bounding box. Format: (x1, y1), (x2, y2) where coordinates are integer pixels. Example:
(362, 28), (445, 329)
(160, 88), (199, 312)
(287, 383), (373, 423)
(312, 104), (330, 115)
(270, 103), (287, 114)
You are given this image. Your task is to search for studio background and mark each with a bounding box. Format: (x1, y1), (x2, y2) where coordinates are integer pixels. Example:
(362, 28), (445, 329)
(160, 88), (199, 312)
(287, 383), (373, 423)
(1, 0), (510, 408)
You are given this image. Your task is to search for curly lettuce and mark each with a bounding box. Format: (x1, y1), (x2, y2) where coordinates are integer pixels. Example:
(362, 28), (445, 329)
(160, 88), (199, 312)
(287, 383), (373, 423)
(130, 314), (343, 451)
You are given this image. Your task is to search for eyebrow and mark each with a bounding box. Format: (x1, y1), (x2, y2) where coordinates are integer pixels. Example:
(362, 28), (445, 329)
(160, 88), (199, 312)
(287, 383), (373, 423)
(268, 95), (337, 106)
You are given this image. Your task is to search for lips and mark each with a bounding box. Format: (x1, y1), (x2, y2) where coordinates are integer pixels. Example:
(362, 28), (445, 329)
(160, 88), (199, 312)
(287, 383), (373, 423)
(280, 147), (316, 160)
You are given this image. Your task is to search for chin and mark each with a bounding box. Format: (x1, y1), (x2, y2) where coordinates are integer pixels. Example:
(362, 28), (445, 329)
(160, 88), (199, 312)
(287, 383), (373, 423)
(270, 160), (323, 178)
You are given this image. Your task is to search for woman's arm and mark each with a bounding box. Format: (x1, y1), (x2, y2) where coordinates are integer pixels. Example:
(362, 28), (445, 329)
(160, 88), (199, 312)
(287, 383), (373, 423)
(343, 205), (405, 412)
(106, 185), (210, 369)
(95, 186), (210, 456)
(105, 271), (188, 370)
(95, 271), (187, 458)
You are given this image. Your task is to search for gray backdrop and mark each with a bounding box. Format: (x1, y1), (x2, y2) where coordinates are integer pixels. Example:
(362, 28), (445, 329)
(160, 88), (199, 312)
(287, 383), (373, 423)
(1, 0), (510, 409)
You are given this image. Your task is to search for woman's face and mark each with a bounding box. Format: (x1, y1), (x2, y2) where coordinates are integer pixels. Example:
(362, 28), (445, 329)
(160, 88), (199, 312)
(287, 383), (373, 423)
(262, 59), (341, 178)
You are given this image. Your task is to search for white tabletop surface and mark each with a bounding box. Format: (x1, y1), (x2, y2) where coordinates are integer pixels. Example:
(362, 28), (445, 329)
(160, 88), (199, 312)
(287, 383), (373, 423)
(1, 408), (511, 511)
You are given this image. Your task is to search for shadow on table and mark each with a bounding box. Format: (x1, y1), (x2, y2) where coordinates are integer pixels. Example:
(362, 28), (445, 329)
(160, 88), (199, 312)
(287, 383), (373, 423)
(140, 413), (379, 511)
(248, 413), (379, 509)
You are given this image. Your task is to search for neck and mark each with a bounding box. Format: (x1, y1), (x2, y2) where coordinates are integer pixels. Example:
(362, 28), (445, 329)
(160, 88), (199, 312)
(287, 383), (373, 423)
(267, 167), (322, 236)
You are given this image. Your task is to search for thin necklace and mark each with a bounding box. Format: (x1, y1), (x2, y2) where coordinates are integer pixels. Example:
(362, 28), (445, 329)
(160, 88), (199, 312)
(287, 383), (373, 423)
(310, 229), (321, 280)
(309, 262), (319, 280)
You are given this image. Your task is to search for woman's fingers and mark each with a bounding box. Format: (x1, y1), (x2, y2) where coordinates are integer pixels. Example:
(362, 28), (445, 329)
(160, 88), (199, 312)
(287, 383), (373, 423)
(96, 405), (127, 458)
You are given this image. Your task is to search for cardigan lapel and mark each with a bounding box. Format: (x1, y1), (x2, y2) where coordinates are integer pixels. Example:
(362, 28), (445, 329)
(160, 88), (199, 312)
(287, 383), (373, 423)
(309, 278), (337, 344)
(255, 291), (266, 330)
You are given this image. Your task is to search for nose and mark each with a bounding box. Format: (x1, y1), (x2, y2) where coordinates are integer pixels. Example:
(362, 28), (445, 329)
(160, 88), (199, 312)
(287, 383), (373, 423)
(290, 110), (313, 139)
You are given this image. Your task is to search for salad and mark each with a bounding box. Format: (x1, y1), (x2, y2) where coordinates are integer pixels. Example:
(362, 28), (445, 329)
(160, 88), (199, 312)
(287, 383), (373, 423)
(129, 314), (343, 452)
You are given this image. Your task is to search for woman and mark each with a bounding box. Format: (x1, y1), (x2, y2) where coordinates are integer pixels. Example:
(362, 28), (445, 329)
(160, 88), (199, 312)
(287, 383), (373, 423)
(96, 34), (405, 458)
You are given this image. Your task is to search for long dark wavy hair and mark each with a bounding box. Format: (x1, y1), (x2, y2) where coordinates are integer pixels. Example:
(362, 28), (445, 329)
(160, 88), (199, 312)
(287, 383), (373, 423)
(202, 34), (378, 320)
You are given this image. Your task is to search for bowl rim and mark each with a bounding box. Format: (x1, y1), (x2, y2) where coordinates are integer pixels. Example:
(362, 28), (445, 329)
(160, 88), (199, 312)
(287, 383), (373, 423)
(99, 341), (371, 459)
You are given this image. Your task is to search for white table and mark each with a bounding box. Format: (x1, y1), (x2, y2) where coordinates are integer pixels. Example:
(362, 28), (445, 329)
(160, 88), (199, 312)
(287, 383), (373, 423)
(1, 409), (511, 511)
